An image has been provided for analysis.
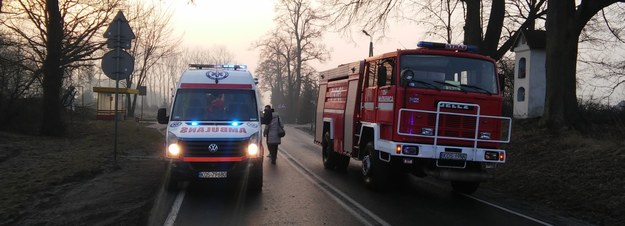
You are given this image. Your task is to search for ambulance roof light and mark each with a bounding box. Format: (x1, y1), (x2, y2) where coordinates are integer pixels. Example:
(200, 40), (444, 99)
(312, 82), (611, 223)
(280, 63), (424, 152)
(188, 64), (248, 71)
(417, 41), (478, 52)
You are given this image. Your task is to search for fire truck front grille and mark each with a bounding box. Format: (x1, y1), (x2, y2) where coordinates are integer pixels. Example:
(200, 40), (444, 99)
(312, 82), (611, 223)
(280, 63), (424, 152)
(180, 139), (247, 157)
(429, 114), (477, 139)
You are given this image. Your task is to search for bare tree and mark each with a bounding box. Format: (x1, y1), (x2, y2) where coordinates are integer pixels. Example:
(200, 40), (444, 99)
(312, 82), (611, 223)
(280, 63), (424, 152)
(254, 28), (292, 112)
(270, 0), (329, 123)
(322, 0), (625, 132)
(576, 5), (625, 102)
(141, 45), (236, 113)
(123, 0), (179, 118)
(1, 0), (121, 135)
(211, 45), (235, 65)
(540, 0), (623, 131)
(321, 0), (546, 60)
(182, 45), (235, 65)
(0, 33), (40, 126)
(405, 0), (464, 43)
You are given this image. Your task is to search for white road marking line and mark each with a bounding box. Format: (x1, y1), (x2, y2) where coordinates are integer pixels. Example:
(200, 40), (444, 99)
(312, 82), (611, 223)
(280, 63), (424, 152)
(461, 194), (554, 226)
(290, 126), (553, 226)
(278, 148), (391, 226)
(164, 189), (186, 226)
(419, 179), (553, 226)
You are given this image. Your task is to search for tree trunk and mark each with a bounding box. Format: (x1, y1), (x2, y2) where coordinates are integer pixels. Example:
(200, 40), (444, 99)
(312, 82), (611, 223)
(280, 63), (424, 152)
(539, 0), (584, 131)
(130, 93), (138, 117)
(41, 0), (65, 136)
(463, 0), (482, 46)
(481, 0), (504, 58)
(125, 78), (135, 118)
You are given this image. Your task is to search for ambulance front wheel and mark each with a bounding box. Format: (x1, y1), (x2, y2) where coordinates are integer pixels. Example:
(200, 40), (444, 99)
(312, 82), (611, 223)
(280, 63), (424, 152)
(322, 132), (338, 169)
(247, 161), (263, 193)
(362, 141), (389, 190)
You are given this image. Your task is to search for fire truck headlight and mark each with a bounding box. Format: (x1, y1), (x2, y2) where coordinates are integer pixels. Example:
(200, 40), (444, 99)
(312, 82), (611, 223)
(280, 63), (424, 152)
(484, 151), (499, 160)
(479, 132), (492, 140)
(421, 128), (433, 136)
(402, 146), (419, 155)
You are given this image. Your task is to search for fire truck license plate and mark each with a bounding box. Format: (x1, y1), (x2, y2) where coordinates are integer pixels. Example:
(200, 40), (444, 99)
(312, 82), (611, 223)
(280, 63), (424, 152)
(198, 171), (227, 178)
(440, 152), (467, 161)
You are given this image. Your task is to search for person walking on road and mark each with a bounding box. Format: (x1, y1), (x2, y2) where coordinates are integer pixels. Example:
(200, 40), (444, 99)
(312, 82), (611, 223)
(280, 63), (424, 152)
(261, 105), (273, 125)
(263, 106), (284, 165)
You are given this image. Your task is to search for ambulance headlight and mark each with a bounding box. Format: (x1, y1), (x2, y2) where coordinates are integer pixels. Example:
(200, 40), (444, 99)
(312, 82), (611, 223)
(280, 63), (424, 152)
(247, 143), (259, 157)
(246, 132), (260, 158)
(168, 143), (181, 157)
(166, 132), (181, 158)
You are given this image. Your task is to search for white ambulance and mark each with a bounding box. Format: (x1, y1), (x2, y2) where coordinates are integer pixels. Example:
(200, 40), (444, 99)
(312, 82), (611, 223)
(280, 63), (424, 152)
(157, 64), (263, 192)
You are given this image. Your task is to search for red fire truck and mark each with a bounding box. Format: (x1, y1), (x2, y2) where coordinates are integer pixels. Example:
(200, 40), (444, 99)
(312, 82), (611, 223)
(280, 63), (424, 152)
(314, 41), (511, 194)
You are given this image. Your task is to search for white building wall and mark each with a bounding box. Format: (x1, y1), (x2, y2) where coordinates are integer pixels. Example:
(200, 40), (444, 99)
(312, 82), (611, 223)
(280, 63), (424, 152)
(513, 46), (530, 118)
(528, 50), (546, 118)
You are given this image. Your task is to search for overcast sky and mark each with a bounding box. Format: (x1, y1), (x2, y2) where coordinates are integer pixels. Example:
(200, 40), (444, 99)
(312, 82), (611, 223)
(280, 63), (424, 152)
(150, 0), (625, 104)
(167, 0), (427, 73)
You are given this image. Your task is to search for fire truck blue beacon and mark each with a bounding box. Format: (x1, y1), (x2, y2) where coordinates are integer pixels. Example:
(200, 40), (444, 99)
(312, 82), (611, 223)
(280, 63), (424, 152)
(157, 64), (263, 192)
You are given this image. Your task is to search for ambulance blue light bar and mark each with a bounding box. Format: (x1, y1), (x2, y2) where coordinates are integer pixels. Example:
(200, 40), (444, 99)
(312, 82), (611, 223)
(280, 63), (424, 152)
(188, 64), (248, 71)
(417, 41), (478, 52)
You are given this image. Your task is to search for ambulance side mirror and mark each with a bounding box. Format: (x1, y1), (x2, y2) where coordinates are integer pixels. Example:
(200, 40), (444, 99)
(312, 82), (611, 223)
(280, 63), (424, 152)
(400, 69), (414, 87)
(157, 108), (169, 124)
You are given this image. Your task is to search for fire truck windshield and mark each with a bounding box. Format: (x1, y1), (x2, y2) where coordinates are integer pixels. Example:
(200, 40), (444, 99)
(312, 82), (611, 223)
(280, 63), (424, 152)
(399, 54), (497, 94)
(170, 89), (258, 121)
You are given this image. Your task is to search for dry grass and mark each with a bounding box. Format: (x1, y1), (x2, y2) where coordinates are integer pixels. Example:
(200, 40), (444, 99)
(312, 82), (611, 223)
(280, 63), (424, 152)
(483, 118), (625, 225)
(0, 116), (165, 225)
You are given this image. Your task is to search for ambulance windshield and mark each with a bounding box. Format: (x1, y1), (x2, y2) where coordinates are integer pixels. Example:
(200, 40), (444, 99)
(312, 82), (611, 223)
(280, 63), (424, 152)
(170, 89), (258, 121)
(399, 55), (497, 94)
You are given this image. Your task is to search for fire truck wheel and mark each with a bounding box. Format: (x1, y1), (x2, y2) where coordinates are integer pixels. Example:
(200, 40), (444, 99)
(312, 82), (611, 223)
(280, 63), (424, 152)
(165, 172), (181, 192)
(450, 181), (480, 194)
(362, 141), (389, 190)
(322, 132), (338, 169)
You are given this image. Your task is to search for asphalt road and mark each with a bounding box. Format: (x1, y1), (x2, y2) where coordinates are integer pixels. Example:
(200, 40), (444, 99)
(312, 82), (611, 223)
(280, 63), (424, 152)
(151, 125), (563, 226)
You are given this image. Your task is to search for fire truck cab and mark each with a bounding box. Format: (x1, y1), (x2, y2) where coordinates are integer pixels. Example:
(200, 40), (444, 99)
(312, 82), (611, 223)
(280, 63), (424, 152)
(157, 64), (263, 192)
(315, 42), (511, 194)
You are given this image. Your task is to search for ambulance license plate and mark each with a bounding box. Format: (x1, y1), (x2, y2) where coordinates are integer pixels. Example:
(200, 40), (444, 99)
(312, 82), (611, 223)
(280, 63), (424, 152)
(440, 152), (467, 161)
(198, 171), (227, 178)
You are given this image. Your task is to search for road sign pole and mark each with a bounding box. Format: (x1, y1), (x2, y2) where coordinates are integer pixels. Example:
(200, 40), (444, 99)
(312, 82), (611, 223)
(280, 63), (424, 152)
(114, 18), (120, 163)
(102, 11), (135, 164)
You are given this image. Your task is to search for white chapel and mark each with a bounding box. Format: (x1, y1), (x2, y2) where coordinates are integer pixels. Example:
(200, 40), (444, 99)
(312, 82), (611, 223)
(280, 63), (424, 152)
(511, 30), (546, 119)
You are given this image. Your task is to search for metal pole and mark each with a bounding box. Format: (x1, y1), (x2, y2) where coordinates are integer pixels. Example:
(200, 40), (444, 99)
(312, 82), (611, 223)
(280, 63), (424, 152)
(141, 95), (144, 120)
(362, 30), (373, 57)
(113, 18), (120, 163)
